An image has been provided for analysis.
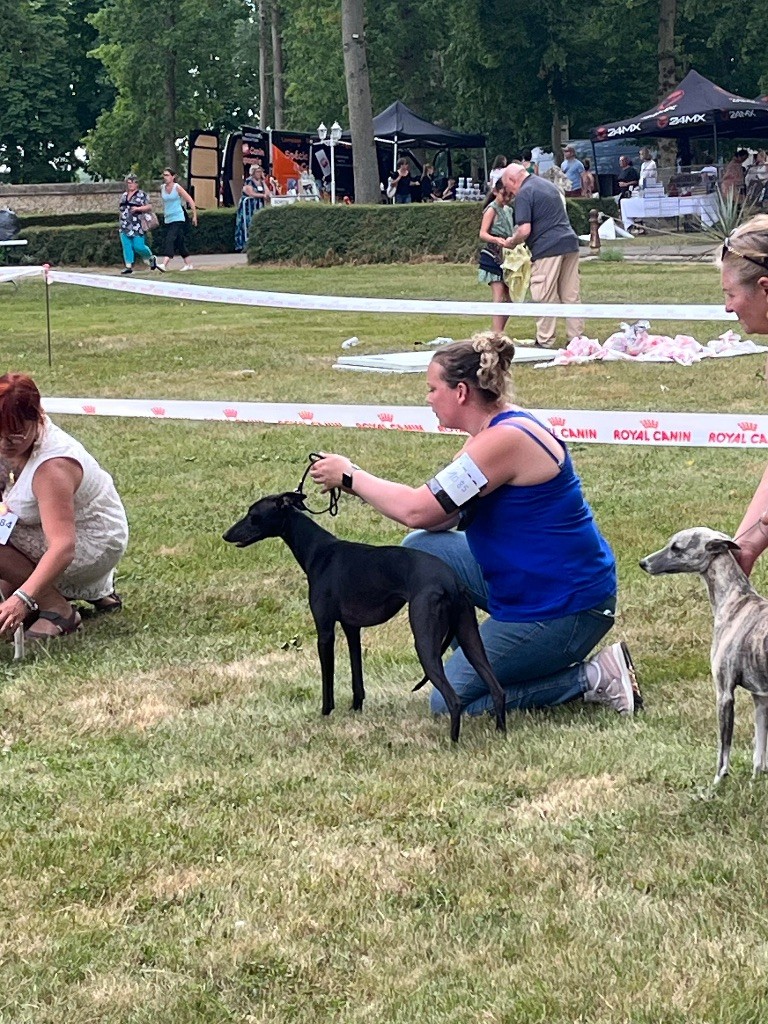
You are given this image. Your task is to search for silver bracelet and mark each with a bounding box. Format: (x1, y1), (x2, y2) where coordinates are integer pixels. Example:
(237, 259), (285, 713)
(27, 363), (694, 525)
(13, 588), (39, 613)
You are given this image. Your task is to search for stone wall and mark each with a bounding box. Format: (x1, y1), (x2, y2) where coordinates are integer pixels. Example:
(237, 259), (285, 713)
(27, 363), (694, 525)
(0, 181), (161, 215)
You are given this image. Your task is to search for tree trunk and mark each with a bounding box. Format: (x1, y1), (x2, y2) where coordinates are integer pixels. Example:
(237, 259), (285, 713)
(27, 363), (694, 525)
(271, 0), (284, 129)
(341, 0), (380, 204)
(657, 0), (677, 173)
(258, 0), (271, 129)
(164, 69), (177, 168)
(162, 7), (178, 171)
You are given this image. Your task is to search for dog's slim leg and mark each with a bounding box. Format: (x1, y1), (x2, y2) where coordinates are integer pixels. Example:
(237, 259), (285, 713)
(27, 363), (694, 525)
(341, 623), (365, 711)
(715, 680), (735, 783)
(752, 695), (768, 778)
(454, 604), (507, 734)
(409, 596), (463, 742)
(315, 624), (336, 716)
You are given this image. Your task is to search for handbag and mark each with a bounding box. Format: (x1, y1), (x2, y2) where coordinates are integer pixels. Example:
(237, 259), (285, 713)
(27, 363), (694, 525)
(142, 210), (159, 232)
(478, 244), (503, 275)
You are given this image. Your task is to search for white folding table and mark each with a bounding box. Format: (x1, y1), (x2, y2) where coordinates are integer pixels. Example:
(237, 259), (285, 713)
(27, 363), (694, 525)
(620, 195), (718, 229)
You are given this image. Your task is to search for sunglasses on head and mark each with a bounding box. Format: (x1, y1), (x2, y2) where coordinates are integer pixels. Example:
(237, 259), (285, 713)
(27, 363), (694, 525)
(722, 237), (768, 272)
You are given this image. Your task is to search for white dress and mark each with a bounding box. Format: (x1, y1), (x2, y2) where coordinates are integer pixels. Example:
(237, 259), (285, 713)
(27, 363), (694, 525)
(639, 159), (657, 188)
(2, 417), (129, 601)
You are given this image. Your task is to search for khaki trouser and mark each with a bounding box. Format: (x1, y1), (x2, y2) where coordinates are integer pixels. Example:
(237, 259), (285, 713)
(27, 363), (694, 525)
(530, 251), (584, 347)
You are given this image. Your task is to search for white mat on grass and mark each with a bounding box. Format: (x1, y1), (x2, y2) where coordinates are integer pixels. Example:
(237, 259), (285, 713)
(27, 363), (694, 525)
(335, 347), (557, 373)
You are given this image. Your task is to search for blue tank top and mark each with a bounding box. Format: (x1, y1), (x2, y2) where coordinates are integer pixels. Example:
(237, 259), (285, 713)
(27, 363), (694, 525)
(160, 183), (185, 223)
(464, 409), (616, 621)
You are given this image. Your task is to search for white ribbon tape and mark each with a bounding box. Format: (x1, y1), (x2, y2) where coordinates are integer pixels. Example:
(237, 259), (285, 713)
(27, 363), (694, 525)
(0, 266), (44, 284)
(19, 267), (732, 322)
(44, 397), (768, 449)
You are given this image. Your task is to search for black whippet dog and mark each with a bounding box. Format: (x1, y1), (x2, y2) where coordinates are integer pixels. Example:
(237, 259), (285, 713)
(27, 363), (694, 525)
(223, 491), (507, 742)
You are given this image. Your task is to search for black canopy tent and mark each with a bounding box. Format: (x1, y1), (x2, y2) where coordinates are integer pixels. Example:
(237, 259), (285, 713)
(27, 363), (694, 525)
(344, 101), (487, 182)
(590, 70), (768, 160)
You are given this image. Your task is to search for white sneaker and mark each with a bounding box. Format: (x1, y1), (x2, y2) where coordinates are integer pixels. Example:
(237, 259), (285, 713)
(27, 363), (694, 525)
(583, 641), (640, 716)
(156, 262), (167, 273)
(180, 264), (194, 272)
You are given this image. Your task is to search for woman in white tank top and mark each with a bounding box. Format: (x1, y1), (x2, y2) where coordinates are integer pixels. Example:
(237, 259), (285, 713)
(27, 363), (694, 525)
(0, 373), (128, 641)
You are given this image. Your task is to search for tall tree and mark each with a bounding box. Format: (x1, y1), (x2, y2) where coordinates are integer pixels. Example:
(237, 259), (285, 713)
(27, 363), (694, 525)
(0, 0), (112, 182)
(271, 1), (285, 128)
(258, 0), (271, 128)
(657, 0), (678, 169)
(341, 0), (379, 203)
(87, 0), (252, 179)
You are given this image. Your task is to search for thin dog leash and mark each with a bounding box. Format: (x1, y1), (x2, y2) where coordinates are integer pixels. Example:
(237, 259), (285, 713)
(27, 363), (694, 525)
(295, 452), (340, 517)
(733, 515), (768, 545)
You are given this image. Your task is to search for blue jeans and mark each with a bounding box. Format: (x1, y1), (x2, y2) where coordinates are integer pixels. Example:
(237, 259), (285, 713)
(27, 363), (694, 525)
(119, 231), (154, 266)
(401, 530), (615, 716)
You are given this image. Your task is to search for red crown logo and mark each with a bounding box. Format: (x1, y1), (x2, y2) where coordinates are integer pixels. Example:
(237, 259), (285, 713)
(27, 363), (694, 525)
(82, 404), (96, 414)
(548, 416), (566, 427)
(377, 412), (394, 422)
(151, 406), (166, 417)
(641, 419), (658, 429)
(298, 410), (314, 420)
(223, 408), (238, 419)
(739, 421), (757, 431)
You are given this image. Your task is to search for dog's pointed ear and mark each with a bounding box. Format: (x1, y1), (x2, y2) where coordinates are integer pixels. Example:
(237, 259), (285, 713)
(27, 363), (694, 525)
(281, 490), (307, 510)
(705, 537), (740, 554)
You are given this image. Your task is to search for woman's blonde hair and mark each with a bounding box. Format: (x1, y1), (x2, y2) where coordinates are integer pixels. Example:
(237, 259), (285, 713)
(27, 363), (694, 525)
(719, 213), (768, 286)
(431, 332), (515, 403)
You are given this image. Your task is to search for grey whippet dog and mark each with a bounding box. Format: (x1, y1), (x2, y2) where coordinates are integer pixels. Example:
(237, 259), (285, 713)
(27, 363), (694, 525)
(640, 527), (768, 783)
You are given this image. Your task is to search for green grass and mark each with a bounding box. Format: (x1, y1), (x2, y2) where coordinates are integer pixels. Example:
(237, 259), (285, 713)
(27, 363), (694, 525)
(2, 262), (768, 1022)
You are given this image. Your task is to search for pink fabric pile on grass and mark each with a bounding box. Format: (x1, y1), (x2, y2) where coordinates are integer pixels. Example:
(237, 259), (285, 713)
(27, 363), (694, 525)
(538, 323), (767, 368)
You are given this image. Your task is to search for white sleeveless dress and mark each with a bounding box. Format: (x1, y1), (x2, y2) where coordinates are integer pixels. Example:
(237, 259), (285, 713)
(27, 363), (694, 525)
(2, 417), (129, 600)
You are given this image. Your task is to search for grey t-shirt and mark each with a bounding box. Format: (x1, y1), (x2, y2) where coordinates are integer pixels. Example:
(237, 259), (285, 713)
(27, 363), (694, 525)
(513, 176), (579, 260)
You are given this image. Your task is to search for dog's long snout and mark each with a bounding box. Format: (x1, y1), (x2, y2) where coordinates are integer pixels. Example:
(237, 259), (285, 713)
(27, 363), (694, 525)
(223, 517), (256, 546)
(639, 553), (659, 575)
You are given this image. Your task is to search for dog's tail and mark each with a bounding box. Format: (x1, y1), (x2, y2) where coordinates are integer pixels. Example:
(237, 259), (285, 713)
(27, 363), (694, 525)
(410, 613), (455, 691)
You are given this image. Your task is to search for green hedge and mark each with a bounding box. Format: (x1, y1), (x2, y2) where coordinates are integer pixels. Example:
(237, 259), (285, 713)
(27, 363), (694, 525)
(10, 209), (237, 266)
(247, 198), (620, 266)
(20, 211), (120, 228)
(4, 197), (620, 267)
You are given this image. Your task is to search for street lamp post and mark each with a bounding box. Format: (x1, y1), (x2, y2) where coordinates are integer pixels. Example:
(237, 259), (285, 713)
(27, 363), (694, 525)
(317, 120), (343, 204)
(329, 121), (342, 205)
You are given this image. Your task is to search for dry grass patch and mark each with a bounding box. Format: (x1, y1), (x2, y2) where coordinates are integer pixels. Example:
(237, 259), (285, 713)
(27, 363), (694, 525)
(21, 652), (306, 739)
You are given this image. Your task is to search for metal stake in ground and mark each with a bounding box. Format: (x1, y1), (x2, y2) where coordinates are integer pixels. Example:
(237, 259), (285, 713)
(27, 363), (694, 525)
(44, 263), (52, 367)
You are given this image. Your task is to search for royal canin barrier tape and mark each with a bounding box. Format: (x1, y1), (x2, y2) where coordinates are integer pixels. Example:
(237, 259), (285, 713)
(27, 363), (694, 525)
(9, 266), (760, 449)
(42, 398), (768, 450)
(6, 265), (737, 322)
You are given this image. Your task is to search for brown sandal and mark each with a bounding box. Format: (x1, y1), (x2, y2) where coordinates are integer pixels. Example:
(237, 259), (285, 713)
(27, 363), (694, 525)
(24, 607), (82, 641)
(83, 592), (123, 617)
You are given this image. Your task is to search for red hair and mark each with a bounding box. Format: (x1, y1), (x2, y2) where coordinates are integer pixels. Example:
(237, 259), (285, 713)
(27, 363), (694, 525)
(0, 373), (44, 436)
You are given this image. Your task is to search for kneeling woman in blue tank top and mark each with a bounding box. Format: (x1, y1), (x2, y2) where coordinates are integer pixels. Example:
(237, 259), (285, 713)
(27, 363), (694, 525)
(310, 332), (641, 718)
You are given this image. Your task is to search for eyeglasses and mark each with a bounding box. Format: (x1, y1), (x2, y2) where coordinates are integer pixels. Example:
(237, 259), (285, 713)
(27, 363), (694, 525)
(722, 237), (768, 272)
(0, 423), (34, 444)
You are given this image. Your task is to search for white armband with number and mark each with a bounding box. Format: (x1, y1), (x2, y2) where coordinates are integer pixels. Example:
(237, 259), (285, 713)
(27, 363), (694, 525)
(427, 453), (488, 513)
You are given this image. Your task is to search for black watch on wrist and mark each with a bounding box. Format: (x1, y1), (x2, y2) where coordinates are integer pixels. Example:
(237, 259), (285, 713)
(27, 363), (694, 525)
(341, 463), (360, 491)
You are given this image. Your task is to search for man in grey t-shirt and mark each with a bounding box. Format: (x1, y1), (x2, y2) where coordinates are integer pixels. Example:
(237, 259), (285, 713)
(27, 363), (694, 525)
(501, 164), (584, 347)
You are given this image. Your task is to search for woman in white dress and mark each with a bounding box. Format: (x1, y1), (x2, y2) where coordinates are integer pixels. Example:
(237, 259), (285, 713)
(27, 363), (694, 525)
(0, 373), (128, 641)
(638, 148), (657, 188)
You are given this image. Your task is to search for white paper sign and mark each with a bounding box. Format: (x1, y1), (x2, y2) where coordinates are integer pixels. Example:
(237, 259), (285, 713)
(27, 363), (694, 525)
(0, 507), (18, 545)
